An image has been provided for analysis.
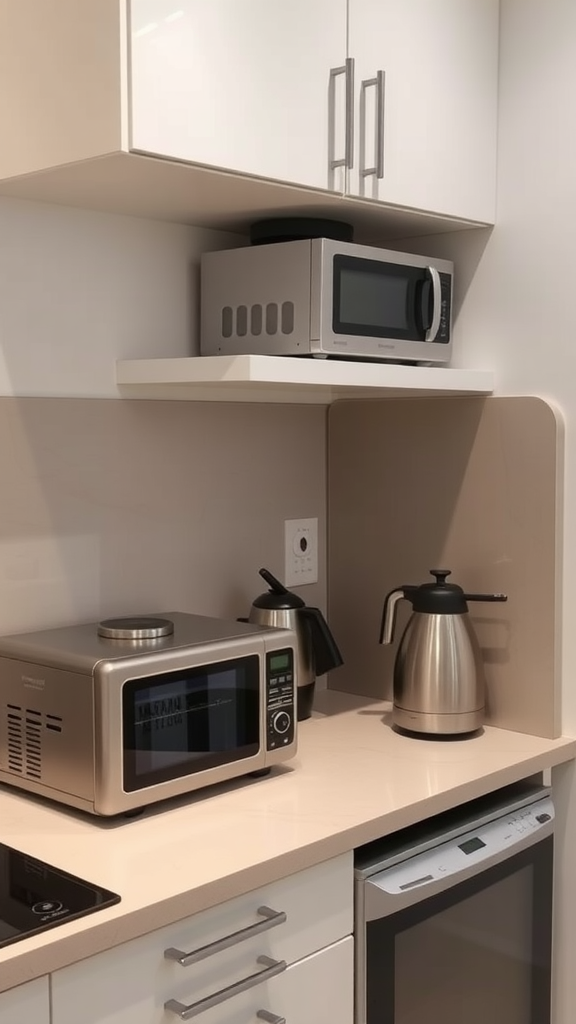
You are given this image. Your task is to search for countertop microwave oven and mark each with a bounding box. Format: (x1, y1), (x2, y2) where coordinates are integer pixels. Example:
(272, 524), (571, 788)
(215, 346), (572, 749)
(200, 239), (453, 365)
(0, 612), (298, 816)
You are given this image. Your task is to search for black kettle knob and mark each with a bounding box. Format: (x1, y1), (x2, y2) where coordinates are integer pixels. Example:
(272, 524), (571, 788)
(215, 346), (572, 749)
(252, 567), (304, 610)
(258, 568), (289, 595)
(430, 569), (451, 586)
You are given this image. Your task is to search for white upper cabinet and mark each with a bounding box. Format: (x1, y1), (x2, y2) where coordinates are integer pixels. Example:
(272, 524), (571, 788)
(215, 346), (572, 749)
(347, 0), (499, 222)
(129, 0), (348, 192)
(0, 0), (498, 229)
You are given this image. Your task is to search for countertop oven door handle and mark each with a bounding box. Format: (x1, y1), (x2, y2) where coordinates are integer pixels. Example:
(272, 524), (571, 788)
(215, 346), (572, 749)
(164, 955), (287, 1020)
(164, 906), (287, 966)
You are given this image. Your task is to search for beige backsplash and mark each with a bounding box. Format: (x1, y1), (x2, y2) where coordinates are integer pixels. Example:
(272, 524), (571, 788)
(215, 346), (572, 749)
(0, 397), (327, 633)
(0, 393), (562, 739)
(327, 396), (563, 738)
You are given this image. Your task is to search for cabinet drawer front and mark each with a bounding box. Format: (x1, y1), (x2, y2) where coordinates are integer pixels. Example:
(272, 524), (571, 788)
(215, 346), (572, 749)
(52, 853), (352, 1024)
(164, 936), (354, 1024)
(0, 977), (50, 1024)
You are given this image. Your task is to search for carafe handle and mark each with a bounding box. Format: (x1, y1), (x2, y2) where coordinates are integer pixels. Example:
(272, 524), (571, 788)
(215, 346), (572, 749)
(380, 586), (418, 645)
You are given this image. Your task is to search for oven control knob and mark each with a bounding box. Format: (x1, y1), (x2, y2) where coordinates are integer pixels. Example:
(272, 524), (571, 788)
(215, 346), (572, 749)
(272, 710), (291, 735)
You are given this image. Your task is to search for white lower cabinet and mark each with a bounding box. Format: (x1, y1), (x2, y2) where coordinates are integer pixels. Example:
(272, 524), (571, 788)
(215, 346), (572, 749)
(51, 853), (353, 1024)
(0, 976), (49, 1024)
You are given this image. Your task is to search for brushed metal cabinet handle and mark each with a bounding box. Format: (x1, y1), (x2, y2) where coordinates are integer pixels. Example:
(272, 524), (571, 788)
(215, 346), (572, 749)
(164, 906), (287, 967)
(360, 70), (385, 179)
(257, 1011), (286, 1024)
(329, 57), (355, 170)
(164, 956), (287, 1020)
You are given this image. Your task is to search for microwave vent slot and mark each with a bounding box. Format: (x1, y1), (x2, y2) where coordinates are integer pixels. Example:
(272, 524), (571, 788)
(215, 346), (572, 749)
(220, 302), (295, 340)
(3, 704), (64, 780)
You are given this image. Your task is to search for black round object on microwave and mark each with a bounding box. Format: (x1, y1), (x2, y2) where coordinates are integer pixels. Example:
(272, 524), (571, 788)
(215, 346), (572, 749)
(249, 217), (354, 245)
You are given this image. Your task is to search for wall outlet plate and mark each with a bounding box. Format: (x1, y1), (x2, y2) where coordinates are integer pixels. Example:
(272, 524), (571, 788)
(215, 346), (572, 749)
(284, 518), (318, 587)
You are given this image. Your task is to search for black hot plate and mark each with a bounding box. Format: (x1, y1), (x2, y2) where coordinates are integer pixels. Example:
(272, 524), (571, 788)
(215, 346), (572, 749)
(0, 843), (120, 948)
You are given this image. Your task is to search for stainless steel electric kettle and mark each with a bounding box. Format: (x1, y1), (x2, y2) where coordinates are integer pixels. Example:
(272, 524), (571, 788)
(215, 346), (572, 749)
(380, 569), (507, 736)
(248, 568), (344, 721)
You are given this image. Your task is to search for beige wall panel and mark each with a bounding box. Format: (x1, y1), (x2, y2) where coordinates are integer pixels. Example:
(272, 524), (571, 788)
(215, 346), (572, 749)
(0, 397), (326, 634)
(327, 396), (562, 738)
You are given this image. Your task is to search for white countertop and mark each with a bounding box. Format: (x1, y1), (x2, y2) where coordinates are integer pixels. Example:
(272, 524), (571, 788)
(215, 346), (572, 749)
(1, 692), (575, 992)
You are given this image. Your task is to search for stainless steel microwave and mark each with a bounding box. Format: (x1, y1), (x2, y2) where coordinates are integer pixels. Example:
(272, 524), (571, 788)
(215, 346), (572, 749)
(0, 612), (297, 816)
(201, 239), (453, 364)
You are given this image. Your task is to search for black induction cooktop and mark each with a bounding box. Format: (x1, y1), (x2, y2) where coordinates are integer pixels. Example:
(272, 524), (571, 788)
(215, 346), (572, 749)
(0, 842), (121, 949)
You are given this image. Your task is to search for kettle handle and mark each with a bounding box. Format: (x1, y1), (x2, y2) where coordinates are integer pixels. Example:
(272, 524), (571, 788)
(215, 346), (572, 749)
(380, 586), (418, 645)
(299, 607), (344, 676)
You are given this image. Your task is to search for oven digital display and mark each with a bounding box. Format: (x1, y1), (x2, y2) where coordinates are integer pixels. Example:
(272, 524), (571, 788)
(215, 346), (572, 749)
(122, 657), (260, 791)
(458, 836), (486, 855)
(270, 652), (290, 672)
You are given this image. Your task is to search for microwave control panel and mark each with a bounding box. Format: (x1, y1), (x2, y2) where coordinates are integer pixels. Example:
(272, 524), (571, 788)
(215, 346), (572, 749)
(266, 649), (295, 750)
(436, 272), (452, 343)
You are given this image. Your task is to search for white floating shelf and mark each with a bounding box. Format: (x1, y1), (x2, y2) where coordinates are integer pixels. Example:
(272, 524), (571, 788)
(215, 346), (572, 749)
(116, 355), (495, 405)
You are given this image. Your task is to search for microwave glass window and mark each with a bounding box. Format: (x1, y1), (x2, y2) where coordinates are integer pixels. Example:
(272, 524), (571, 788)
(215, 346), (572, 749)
(339, 267), (409, 330)
(122, 657), (260, 791)
(332, 255), (434, 341)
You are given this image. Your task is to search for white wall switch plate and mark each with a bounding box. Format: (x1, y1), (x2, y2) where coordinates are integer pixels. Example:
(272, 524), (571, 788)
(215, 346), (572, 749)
(284, 518), (318, 586)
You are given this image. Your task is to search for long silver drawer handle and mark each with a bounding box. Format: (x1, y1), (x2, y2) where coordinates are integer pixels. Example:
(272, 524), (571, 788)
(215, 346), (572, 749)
(257, 1012), (286, 1024)
(164, 956), (287, 1020)
(164, 906), (287, 967)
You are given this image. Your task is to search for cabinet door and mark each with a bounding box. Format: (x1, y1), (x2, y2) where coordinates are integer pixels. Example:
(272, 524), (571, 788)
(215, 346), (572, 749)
(0, 977), (50, 1024)
(348, 0), (499, 222)
(129, 0), (348, 193)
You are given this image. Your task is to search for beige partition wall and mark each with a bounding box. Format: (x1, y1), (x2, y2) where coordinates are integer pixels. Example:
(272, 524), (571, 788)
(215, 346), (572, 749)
(327, 396), (563, 738)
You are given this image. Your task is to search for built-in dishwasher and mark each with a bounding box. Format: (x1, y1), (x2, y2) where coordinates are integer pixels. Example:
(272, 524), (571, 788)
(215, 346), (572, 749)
(354, 783), (554, 1024)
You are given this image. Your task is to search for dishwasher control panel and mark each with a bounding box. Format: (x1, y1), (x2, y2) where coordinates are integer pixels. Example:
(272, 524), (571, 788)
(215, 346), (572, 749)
(370, 796), (554, 894)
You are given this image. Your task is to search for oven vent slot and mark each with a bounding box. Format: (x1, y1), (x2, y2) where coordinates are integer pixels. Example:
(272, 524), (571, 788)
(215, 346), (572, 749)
(6, 704), (23, 774)
(4, 705), (64, 779)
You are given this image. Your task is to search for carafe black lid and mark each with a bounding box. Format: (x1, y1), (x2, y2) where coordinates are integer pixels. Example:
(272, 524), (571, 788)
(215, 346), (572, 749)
(408, 570), (469, 614)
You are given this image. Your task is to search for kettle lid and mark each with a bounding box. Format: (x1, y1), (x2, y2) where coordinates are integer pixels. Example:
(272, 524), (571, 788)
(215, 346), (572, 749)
(252, 567), (305, 610)
(409, 570), (469, 614)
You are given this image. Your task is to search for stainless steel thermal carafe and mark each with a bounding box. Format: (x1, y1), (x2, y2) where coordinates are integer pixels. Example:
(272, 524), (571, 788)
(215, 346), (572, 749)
(380, 569), (507, 735)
